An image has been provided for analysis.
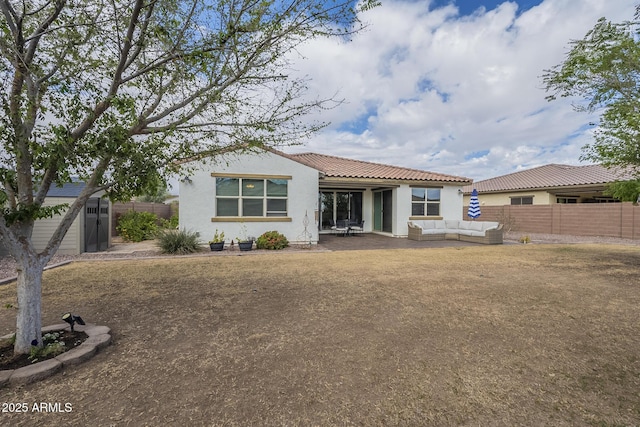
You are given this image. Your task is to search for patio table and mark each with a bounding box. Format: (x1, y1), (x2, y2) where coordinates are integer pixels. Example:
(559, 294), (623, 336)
(335, 220), (351, 236)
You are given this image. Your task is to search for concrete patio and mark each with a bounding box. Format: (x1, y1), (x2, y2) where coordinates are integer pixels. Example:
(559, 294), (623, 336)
(317, 232), (488, 251)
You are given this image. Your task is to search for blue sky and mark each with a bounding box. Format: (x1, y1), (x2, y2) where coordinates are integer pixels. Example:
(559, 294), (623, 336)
(431, 0), (541, 16)
(283, 0), (637, 181)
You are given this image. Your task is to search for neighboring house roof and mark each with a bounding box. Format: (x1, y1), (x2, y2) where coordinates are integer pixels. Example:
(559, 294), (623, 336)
(285, 152), (471, 184)
(46, 181), (87, 198)
(466, 164), (636, 193)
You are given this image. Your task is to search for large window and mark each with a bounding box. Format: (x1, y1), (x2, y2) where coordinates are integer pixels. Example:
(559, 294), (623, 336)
(511, 196), (533, 205)
(411, 187), (440, 216)
(216, 177), (288, 217)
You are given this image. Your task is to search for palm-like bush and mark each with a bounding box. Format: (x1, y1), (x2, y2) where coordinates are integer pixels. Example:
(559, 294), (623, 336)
(157, 229), (201, 254)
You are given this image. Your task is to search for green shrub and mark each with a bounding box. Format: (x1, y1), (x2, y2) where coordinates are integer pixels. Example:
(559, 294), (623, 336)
(157, 229), (201, 254)
(159, 213), (179, 229)
(256, 230), (289, 250)
(117, 210), (159, 242)
(29, 332), (66, 362)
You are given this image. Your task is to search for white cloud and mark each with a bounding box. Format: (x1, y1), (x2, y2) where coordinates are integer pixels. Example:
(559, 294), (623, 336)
(283, 0), (637, 181)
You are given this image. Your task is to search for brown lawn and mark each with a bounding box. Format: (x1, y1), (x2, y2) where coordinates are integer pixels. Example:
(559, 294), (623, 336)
(0, 244), (639, 426)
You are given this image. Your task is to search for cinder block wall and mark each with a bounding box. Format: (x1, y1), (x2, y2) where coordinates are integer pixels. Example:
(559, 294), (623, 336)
(463, 203), (640, 240)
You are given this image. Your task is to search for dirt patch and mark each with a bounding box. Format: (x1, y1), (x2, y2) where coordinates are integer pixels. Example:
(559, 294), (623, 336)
(0, 244), (638, 425)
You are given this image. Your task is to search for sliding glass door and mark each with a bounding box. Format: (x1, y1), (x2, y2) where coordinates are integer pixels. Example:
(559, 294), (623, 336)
(320, 191), (362, 230)
(320, 192), (334, 230)
(373, 190), (392, 233)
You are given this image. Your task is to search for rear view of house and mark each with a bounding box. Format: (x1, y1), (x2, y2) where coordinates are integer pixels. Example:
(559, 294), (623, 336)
(179, 149), (471, 245)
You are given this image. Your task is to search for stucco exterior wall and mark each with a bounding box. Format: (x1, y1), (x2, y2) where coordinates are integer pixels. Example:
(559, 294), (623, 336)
(464, 190), (553, 206)
(441, 186), (466, 219)
(396, 185), (465, 237)
(180, 151), (320, 245)
(394, 186), (410, 236)
(362, 190), (374, 233)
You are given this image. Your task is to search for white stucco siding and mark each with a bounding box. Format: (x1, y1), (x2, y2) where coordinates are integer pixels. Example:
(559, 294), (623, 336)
(361, 190), (374, 233)
(395, 186), (411, 237)
(463, 190), (553, 206)
(180, 151), (320, 245)
(396, 184), (465, 237)
(440, 186), (465, 220)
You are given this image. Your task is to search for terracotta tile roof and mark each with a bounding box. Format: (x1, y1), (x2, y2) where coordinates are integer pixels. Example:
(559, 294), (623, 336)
(285, 152), (471, 183)
(466, 164), (636, 193)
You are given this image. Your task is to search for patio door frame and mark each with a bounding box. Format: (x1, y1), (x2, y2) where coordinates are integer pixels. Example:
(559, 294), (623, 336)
(373, 189), (393, 233)
(319, 190), (363, 232)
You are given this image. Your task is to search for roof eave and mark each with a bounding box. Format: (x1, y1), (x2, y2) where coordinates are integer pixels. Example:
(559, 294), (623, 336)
(464, 182), (611, 195)
(321, 176), (471, 187)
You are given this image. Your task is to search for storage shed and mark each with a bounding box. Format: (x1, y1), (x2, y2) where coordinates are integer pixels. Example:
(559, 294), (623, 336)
(42, 182), (111, 254)
(1, 182), (111, 255)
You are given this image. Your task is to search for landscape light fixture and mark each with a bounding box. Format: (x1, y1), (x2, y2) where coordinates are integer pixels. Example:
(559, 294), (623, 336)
(62, 312), (85, 331)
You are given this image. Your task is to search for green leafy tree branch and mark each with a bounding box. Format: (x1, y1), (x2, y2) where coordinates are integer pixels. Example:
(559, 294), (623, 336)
(542, 6), (640, 201)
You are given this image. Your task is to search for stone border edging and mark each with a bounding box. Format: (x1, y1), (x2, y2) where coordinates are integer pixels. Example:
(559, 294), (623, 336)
(0, 322), (111, 388)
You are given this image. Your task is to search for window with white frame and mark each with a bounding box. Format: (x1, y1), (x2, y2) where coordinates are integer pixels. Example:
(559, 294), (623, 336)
(215, 177), (288, 217)
(411, 187), (441, 216)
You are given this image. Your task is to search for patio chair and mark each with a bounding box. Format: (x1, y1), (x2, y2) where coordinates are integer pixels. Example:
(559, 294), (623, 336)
(349, 220), (364, 235)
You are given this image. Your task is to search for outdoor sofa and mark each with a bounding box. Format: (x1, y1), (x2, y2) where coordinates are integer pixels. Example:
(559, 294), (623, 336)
(407, 220), (503, 245)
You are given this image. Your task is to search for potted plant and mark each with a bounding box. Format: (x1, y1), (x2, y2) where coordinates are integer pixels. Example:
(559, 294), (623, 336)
(208, 229), (225, 251)
(236, 224), (254, 251)
(519, 235), (531, 244)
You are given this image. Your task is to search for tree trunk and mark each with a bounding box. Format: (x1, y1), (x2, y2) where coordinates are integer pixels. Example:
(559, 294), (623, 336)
(14, 256), (46, 354)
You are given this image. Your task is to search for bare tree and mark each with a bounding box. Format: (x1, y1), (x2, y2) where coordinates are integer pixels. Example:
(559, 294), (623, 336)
(0, 0), (379, 354)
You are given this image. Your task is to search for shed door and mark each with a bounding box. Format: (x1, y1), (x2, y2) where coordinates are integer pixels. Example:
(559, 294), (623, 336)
(85, 198), (109, 252)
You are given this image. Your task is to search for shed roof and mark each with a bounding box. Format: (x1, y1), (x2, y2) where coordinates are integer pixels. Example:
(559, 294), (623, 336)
(285, 152), (471, 184)
(466, 164), (636, 193)
(46, 181), (86, 198)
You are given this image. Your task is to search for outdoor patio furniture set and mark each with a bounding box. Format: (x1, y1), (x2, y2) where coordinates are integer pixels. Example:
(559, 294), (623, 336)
(407, 220), (503, 245)
(331, 220), (365, 237)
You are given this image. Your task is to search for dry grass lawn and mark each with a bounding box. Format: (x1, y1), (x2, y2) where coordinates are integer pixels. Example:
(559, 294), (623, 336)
(0, 244), (639, 426)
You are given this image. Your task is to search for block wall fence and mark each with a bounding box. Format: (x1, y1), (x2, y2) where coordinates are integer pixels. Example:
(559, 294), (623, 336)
(463, 202), (640, 240)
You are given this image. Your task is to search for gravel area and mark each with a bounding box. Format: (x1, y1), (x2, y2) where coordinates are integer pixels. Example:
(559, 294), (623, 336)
(0, 233), (638, 283)
(504, 231), (640, 246)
